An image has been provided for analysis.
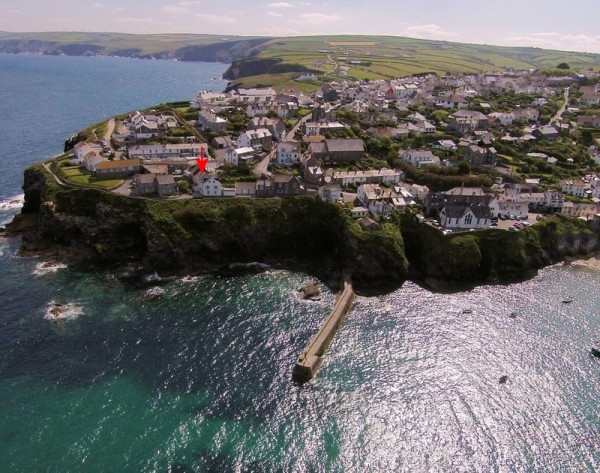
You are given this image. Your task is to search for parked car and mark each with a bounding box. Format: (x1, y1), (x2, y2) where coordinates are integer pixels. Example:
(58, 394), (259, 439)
(490, 221), (498, 227)
(508, 226), (519, 232)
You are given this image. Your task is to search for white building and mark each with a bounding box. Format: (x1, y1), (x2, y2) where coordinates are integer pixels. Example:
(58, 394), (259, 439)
(128, 143), (205, 160)
(193, 174), (223, 197)
(561, 179), (588, 198)
(73, 141), (103, 163)
(226, 147), (255, 166)
(318, 183), (342, 202)
(304, 122), (345, 136)
(351, 206), (369, 218)
(190, 90), (228, 109)
(83, 153), (106, 172)
(237, 128), (272, 151)
(276, 142), (301, 166)
(439, 205), (491, 229)
(400, 149), (440, 168)
(356, 184), (402, 219)
(332, 169), (403, 187)
(544, 190), (565, 209)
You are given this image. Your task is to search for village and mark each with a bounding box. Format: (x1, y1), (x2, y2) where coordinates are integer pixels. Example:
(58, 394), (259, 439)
(55, 66), (600, 233)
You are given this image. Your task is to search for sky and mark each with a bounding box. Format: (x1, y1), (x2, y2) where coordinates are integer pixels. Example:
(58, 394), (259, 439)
(1, 0), (600, 54)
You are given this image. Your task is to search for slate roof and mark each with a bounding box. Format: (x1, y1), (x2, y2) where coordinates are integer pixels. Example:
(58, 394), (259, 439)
(156, 175), (175, 185)
(325, 139), (364, 152)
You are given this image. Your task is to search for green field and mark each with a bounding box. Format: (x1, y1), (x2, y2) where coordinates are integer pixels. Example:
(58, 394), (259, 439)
(61, 165), (123, 188)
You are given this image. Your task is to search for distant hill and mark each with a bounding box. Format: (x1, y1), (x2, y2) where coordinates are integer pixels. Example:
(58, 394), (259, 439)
(0, 32), (269, 62)
(2, 32), (600, 90)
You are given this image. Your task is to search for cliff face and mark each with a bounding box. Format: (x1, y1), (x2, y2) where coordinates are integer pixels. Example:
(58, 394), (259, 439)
(10, 166), (408, 294)
(223, 58), (319, 81)
(0, 38), (270, 63)
(8, 166), (600, 295)
(398, 213), (598, 290)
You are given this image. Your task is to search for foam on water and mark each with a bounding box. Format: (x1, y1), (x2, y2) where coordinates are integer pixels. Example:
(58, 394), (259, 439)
(180, 275), (201, 284)
(44, 301), (83, 321)
(32, 261), (68, 277)
(0, 194), (24, 212)
(143, 286), (165, 301)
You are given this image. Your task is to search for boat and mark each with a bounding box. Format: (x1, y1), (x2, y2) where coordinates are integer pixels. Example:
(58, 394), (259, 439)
(562, 297), (573, 304)
(592, 343), (600, 357)
(509, 312), (518, 319)
(462, 309), (473, 314)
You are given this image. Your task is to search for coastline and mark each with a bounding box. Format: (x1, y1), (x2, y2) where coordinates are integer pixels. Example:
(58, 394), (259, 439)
(0, 50), (232, 66)
(565, 253), (600, 271)
(6, 162), (600, 297)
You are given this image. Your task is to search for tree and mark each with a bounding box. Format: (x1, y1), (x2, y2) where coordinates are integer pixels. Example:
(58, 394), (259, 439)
(430, 110), (449, 125)
(178, 180), (191, 194)
(457, 160), (471, 175)
(557, 63), (570, 70)
(581, 129), (594, 147)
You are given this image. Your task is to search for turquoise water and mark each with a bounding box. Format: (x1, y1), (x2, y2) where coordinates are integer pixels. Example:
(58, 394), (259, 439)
(1, 54), (600, 472)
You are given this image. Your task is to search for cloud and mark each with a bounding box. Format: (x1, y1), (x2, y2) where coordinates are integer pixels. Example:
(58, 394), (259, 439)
(290, 13), (344, 25)
(256, 26), (301, 35)
(196, 13), (236, 24)
(267, 11), (283, 17)
(503, 32), (600, 53)
(91, 2), (103, 10)
(162, 5), (189, 13)
(116, 17), (160, 24)
(267, 2), (295, 7)
(402, 24), (458, 40)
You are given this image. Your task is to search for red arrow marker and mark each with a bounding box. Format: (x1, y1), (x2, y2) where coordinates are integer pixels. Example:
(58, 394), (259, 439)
(195, 146), (208, 174)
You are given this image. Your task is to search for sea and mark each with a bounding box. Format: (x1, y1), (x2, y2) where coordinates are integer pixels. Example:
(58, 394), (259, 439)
(1, 53), (600, 473)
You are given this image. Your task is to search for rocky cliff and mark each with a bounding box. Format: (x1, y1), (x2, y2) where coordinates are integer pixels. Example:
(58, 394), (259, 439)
(0, 38), (270, 63)
(398, 213), (598, 290)
(8, 166), (408, 294)
(7, 165), (600, 295)
(223, 58), (319, 81)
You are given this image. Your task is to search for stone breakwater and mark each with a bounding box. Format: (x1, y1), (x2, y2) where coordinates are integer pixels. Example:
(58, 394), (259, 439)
(292, 280), (355, 383)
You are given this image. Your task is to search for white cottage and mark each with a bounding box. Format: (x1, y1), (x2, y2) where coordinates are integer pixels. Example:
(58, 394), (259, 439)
(193, 174), (223, 197)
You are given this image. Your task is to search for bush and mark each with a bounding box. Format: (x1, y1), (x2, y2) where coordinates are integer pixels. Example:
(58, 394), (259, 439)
(178, 180), (191, 194)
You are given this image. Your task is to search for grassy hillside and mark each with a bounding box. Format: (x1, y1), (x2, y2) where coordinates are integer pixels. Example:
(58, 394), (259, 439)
(0, 31), (268, 62)
(226, 35), (600, 88)
(2, 32), (600, 90)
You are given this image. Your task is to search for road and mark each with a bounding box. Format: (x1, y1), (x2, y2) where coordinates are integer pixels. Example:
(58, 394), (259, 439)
(285, 113), (312, 141)
(328, 54), (339, 75)
(103, 118), (115, 146)
(252, 112), (313, 177)
(550, 87), (569, 125)
(42, 162), (67, 187)
(253, 148), (275, 177)
(113, 178), (132, 196)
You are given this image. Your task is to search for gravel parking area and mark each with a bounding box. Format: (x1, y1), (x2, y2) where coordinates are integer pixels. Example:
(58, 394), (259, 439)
(495, 213), (542, 230)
